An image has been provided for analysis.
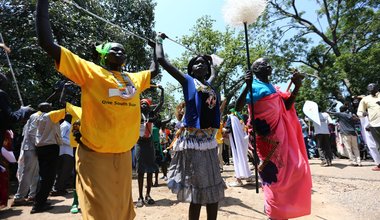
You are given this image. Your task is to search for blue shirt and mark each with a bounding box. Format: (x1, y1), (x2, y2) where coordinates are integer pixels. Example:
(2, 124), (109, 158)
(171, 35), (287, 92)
(240, 79), (276, 104)
(182, 74), (220, 129)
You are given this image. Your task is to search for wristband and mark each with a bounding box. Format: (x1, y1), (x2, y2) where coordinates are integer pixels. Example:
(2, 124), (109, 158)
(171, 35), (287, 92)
(156, 36), (163, 44)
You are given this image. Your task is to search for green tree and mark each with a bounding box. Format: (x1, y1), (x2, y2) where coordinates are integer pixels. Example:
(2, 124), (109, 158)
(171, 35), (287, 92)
(0, 0), (157, 110)
(164, 16), (267, 115)
(258, 0), (380, 106)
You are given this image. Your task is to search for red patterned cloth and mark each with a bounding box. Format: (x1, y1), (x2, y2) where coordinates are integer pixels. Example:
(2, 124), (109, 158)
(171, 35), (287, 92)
(247, 91), (312, 219)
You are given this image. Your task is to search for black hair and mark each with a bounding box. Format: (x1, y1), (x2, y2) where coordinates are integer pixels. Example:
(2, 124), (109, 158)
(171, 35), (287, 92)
(38, 102), (52, 113)
(187, 55), (212, 79)
(339, 105), (348, 112)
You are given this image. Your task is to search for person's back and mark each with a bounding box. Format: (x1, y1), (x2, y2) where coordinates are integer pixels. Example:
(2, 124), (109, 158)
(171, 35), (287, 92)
(331, 111), (357, 136)
(313, 112), (332, 135)
(12, 111), (41, 206)
(331, 106), (361, 166)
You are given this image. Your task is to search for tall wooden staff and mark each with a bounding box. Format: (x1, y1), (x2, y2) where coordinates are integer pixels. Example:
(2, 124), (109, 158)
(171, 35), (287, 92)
(223, 0), (267, 193)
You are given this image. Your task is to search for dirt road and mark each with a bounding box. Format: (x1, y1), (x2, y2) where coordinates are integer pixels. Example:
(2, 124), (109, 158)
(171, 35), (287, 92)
(1, 158), (379, 220)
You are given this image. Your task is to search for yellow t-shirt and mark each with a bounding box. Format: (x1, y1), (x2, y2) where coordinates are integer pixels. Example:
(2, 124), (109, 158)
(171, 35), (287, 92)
(65, 102), (82, 148)
(215, 122), (224, 144)
(56, 47), (151, 153)
(48, 109), (66, 123)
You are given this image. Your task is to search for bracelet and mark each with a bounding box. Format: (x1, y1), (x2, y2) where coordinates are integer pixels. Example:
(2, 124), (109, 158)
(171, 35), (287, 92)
(156, 36), (163, 44)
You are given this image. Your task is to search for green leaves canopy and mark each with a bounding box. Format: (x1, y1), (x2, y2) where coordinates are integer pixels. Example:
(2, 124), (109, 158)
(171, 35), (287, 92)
(0, 0), (156, 109)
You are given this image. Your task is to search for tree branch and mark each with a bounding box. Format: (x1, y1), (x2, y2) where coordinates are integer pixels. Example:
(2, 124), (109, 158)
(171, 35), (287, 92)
(291, 59), (320, 72)
(269, 1), (340, 56)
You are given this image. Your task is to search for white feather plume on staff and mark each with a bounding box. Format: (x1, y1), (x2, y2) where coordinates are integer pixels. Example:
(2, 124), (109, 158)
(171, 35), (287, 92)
(223, 0), (267, 26)
(222, 0), (267, 194)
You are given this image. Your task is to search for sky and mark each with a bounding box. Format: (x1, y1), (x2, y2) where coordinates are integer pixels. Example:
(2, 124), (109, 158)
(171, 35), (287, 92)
(153, 0), (323, 99)
(154, 0), (227, 92)
(154, 0), (226, 58)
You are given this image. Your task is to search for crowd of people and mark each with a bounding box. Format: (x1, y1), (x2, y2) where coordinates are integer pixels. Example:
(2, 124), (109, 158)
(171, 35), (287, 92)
(0, 1), (379, 220)
(298, 89), (380, 172)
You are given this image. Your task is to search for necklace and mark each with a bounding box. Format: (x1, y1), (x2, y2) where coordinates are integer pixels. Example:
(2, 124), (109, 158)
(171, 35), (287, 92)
(194, 78), (213, 93)
(108, 70), (137, 99)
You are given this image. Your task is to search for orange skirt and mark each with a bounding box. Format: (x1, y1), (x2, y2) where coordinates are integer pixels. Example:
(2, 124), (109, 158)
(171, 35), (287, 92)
(76, 145), (135, 220)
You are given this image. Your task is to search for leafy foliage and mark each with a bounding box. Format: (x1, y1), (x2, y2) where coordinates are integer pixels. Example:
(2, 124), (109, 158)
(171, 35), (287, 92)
(166, 16), (266, 116)
(258, 0), (380, 108)
(0, 0), (156, 110)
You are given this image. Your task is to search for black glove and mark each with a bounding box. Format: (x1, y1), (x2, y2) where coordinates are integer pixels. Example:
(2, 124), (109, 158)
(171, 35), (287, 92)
(254, 118), (271, 136)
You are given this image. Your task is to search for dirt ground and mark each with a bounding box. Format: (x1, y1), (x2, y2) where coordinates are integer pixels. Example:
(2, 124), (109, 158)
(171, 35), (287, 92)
(1, 158), (380, 220)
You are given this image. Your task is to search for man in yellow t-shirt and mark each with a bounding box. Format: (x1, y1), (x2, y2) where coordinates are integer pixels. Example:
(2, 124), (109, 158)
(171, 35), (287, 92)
(36, 0), (159, 218)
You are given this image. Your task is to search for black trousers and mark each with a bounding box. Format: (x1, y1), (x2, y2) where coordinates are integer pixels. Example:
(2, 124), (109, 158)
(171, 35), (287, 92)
(35, 144), (59, 207)
(315, 134), (333, 163)
(54, 154), (75, 191)
(222, 143), (230, 165)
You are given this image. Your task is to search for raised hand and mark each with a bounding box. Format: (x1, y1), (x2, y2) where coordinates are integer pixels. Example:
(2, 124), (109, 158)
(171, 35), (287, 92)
(0, 43), (11, 53)
(158, 32), (168, 39)
(290, 70), (305, 89)
(245, 70), (253, 86)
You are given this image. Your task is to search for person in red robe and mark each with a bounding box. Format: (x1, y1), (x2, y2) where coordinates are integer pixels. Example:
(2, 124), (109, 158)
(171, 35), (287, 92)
(235, 58), (312, 219)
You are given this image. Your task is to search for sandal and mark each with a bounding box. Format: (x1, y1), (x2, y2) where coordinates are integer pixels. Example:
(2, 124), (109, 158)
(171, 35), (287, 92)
(136, 197), (144, 207)
(145, 195), (155, 205)
(70, 204), (79, 214)
(228, 181), (243, 187)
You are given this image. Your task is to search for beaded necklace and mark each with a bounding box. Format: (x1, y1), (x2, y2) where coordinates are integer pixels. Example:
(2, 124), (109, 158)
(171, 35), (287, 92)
(109, 70), (136, 99)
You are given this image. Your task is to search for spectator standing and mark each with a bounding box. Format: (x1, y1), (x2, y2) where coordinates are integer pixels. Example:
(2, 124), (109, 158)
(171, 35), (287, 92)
(357, 83), (380, 171)
(0, 71), (33, 209)
(12, 111), (41, 206)
(51, 113), (74, 196)
(224, 109), (252, 187)
(329, 106), (361, 166)
(313, 108), (334, 166)
(31, 103), (64, 214)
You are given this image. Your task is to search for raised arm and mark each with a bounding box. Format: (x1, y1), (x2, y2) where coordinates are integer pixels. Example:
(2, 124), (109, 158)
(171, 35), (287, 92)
(235, 70), (252, 112)
(156, 33), (186, 85)
(207, 58), (217, 85)
(152, 85), (165, 114)
(36, 0), (61, 63)
(148, 41), (159, 79)
(284, 71), (304, 110)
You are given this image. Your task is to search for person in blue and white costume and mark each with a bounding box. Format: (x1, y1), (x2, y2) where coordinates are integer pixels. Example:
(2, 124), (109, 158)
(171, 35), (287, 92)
(156, 33), (225, 220)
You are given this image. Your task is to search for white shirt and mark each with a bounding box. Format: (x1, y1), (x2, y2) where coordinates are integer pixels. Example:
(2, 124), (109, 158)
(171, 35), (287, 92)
(59, 120), (73, 156)
(20, 112), (41, 151)
(35, 113), (62, 147)
(313, 112), (333, 134)
(357, 93), (380, 127)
